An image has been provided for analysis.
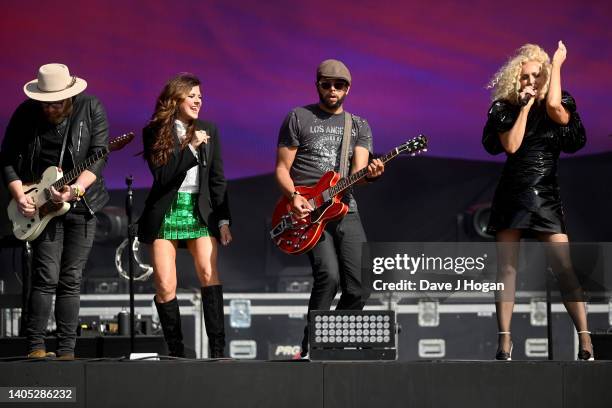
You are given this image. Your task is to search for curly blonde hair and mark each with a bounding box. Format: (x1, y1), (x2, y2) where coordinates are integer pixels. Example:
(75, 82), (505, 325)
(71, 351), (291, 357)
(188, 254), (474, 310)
(487, 44), (551, 104)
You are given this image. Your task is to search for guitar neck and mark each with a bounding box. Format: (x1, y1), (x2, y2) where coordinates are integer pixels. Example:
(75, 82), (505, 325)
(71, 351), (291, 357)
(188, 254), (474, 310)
(328, 148), (402, 197)
(51, 148), (108, 189)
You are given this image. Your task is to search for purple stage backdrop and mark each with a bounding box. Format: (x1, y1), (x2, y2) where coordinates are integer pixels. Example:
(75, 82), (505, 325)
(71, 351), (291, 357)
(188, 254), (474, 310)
(1, 0), (611, 188)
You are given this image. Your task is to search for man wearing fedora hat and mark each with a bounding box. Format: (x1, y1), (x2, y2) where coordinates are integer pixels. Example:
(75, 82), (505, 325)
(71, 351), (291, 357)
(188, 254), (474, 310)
(1, 63), (110, 359)
(275, 59), (385, 358)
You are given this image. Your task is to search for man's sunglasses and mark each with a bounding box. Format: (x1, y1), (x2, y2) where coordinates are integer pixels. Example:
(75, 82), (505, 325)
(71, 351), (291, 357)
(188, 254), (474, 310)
(318, 80), (348, 90)
(41, 101), (66, 109)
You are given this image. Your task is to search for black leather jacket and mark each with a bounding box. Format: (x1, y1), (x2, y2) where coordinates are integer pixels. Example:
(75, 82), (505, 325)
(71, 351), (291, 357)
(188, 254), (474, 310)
(1, 93), (110, 214)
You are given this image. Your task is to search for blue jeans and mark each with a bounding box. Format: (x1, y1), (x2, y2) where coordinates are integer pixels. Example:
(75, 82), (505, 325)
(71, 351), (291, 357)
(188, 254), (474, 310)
(26, 211), (96, 355)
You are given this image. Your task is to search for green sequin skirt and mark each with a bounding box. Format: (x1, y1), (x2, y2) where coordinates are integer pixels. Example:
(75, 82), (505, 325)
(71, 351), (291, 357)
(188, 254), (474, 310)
(157, 192), (209, 240)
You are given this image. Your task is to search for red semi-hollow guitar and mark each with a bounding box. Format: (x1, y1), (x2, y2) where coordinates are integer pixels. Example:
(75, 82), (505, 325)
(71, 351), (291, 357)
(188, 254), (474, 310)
(270, 135), (427, 255)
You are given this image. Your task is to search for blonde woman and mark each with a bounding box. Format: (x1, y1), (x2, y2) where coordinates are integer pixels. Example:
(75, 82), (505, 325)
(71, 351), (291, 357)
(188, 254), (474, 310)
(483, 42), (592, 360)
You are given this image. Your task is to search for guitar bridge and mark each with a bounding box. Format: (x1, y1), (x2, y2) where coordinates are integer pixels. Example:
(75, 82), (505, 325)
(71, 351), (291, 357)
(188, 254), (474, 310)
(269, 214), (294, 240)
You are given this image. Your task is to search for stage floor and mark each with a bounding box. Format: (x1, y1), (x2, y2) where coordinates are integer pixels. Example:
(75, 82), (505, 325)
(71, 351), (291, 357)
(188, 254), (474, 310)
(0, 359), (610, 408)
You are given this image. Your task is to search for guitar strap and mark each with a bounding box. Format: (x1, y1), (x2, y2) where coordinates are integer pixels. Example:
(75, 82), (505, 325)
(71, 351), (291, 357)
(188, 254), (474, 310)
(339, 111), (352, 178)
(56, 114), (72, 169)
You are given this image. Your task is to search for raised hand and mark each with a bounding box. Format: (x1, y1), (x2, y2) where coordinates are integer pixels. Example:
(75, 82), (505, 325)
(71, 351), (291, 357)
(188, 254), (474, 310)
(552, 40), (567, 67)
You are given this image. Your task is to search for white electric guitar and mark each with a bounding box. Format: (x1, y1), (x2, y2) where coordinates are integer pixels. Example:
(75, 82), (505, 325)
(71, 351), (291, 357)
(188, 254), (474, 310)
(7, 132), (134, 241)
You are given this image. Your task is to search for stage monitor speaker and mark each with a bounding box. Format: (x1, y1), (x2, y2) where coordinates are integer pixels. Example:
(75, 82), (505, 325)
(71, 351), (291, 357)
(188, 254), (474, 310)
(457, 202), (494, 241)
(309, 310), (397, 361)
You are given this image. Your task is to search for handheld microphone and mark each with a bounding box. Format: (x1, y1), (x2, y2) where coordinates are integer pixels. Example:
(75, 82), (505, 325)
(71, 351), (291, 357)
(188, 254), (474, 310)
(520, 93), (533, 106)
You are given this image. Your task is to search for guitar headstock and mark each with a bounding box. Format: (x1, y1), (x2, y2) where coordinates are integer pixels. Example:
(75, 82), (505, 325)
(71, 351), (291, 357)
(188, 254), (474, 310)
(398, 135), (428, 156)
(109, 132), (135, 152)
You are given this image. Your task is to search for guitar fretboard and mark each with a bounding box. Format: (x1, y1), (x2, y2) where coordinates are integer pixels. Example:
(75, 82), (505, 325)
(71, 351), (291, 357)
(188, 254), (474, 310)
(327, 148), (402, 197)
(51, 148), (108, 190)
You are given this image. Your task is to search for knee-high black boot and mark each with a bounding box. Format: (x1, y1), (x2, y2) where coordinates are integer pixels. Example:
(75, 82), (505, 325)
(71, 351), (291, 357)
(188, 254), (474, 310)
(154, 297), (185, 357)
(201, 285), (226, 358)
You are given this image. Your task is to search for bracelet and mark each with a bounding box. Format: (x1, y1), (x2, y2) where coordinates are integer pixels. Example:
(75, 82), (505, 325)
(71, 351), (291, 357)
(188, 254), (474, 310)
(71, 184), (85, 201)
(291, 191), (300, 198)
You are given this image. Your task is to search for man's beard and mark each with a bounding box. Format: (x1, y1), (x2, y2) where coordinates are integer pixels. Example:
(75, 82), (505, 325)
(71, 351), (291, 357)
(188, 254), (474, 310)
(42, 99), (73, 125)
(45, 111), (68, 125)
(318, 90), (346, 110)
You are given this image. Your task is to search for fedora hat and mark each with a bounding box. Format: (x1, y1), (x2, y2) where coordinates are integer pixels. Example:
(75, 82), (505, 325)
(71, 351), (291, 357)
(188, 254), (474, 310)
(23, 63), (87, 101)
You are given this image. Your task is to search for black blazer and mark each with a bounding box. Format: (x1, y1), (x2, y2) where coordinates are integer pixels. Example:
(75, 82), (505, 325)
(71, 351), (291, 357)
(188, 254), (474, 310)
(137, 119), (231, 244)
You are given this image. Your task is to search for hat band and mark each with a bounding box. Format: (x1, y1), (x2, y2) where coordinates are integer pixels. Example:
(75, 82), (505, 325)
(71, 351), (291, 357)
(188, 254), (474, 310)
(39, 76), (77, 93)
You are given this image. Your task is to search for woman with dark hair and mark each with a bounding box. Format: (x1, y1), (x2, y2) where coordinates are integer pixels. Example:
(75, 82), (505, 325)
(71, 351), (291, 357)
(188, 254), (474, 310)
(483, 41), (593, 360)
(138, 73), (232, 358)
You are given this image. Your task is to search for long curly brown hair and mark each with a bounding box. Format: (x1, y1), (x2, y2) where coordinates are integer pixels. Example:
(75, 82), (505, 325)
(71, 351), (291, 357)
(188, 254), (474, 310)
(145, 73), (201, 166)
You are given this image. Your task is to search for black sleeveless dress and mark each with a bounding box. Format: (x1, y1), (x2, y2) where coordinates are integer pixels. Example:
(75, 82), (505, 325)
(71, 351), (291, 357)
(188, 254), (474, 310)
(482, 91), (586, 235)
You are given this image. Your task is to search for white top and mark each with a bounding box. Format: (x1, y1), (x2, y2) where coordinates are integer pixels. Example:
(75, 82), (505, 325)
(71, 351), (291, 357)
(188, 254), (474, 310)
(175, 120), (200, 193)
(173, 120), (230, 229)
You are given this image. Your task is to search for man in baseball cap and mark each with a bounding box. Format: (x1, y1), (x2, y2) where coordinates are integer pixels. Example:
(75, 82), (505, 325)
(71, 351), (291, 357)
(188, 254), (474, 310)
(1, 63), (110, 360)
(275, 59), (384, 358)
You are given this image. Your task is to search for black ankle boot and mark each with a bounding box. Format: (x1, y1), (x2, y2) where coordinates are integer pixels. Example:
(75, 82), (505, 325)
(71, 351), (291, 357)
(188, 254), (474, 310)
(154, 297), (185, 358)
(201, 285), (226, 358)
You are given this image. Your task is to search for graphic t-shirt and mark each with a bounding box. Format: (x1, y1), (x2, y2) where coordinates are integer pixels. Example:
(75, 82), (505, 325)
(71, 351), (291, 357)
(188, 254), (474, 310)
(278, 104), (373, 211)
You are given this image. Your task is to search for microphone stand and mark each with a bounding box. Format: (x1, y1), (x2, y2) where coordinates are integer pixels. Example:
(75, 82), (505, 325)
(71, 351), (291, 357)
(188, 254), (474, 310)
(126, 175), (136, 354)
